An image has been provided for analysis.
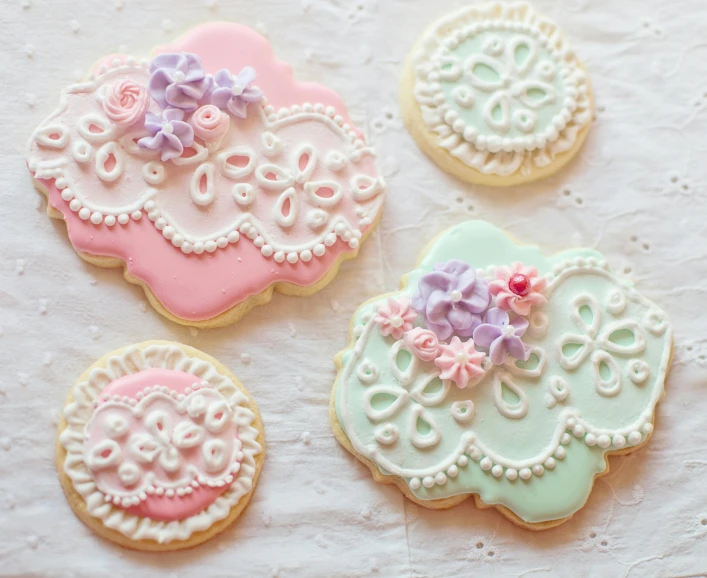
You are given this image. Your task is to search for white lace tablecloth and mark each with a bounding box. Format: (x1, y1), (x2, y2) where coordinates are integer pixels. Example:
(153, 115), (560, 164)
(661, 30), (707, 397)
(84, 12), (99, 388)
(1, 0), (706, 576)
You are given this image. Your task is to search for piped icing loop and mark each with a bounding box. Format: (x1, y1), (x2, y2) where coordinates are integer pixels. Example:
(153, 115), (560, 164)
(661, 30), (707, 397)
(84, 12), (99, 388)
(410, 1), (592, 177)
(26, 25), (386, 326)
(335, 221), (672, 526)
(59, 344), (262, 545)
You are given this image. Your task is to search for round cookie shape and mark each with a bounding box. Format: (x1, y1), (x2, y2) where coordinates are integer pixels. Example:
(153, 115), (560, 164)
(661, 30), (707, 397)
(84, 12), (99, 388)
(401, 2), (593, 186)
(56, 341), (264, 550)
(27, 23), (385, 327)
(330, 221), (672, 529)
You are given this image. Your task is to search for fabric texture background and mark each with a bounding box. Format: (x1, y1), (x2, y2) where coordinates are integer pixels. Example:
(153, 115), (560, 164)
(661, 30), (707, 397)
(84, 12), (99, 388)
(1, 0), (706, 576)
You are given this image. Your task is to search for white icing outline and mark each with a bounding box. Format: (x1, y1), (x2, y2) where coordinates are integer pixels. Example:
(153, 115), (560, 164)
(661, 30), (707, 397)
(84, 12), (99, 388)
(59, 344), (261, 544)
(336, 260), (672, 482)
(26, 61), (384, 264)
(411, 1), (592, 176)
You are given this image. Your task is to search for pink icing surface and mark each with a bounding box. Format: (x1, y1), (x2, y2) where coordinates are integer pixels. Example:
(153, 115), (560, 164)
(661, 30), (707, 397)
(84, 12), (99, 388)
(90, 368), (235, 522)
(41, 181), (349, 320)
(35, 23), (375, 322)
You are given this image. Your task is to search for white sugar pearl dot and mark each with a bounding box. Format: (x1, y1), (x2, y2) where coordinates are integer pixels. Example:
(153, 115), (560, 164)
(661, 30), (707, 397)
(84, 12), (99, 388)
(597, 435), (611, 448)
(532, 464), (544, 476)
(118, 214), (129, 224)
(554, 446), (566, 459)
(544, 457), (556, 469)
(78, 208), (90, 220)
(435, 472), (447, 485)
(628, 431), (642, 445)
(479, 457), (492, 471)
(519, 468), (532, 480)
(287, 252), (299, 264)
(422, 476), (435, 488)
(457, 455), (468, 467)
(572, 424), (586, 437)
(104, 215), (116, 226)
(61, 189), (73, 201)
(505, 468), (518, 481)
(561, 433), (571, 445)
(642, 423), (654, 434)
(612, 435), (626, 449)
(469, 446), (482, 461)
(447, 465), (458, 478)
(69, 199), (81, 211)
(491, 464), (503, 477)
(585, 434), (597, 446)
(131, 211), (142, 220)
(409, 477), (421, 490)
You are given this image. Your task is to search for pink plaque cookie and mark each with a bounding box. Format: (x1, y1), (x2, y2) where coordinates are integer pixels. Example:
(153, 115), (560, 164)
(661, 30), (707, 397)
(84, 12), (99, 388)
(27, 23), (385, 326)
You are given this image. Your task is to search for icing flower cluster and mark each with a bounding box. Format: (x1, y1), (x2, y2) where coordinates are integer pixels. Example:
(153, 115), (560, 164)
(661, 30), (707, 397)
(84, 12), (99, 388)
(374, 260), (547, 388)
(101, 52), (263, 161)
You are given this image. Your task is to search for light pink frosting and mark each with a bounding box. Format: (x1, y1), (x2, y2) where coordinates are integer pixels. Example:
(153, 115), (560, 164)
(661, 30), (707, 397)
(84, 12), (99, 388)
(84, 368), (235, 521)
(103, 79), (150, 126)
(189, 105), (230, 142)
(373, 297), (418, 340)
(434, 336), (485, 389)
(488, 262), (548, 316)
(403, 327), (440, 361)
(33, 23), (380, 322)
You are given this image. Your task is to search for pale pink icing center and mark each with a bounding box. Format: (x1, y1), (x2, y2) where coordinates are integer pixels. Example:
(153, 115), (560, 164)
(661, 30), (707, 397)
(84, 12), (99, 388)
(87, 368), (235, 521)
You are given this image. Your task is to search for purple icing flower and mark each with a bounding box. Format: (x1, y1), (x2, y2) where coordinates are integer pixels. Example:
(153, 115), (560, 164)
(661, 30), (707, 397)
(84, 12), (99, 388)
(472, 308), (531, 365)
(411, 260), (491, 340)
(208, 67), (264, 118)
(138, 109), (194, 161)
(148, 53), (212, 112)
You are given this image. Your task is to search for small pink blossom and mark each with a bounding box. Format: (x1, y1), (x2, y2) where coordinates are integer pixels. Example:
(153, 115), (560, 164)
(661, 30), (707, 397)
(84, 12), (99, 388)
(374, 297), (417, 339)
(434, 336), (485, 389)
(189, 104), (230, 142)
(403, 327), (440, 361)
(103, 79), (150, 126)
(488, 262), (547, 317)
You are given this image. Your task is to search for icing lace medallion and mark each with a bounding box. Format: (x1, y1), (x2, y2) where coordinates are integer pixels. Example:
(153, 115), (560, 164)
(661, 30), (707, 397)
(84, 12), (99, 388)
(410, 2), (592, 178)
(333, 221), (672, 526)
(59, 343), (262, 546)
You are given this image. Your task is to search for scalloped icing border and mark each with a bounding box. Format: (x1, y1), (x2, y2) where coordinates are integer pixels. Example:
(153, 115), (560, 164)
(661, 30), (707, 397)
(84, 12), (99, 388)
(57, 342), (263, 547)
(403, 1), (593, 185)
(330, 227), (673, 529)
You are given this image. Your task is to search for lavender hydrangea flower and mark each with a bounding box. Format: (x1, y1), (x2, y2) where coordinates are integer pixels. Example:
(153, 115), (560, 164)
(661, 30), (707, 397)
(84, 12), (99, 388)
(138, 109), (194, 161)
(411, 260), (491, 341)
(148, 53), (212, 112)
(472, 308), (531, 365)
(208, 66), (264, 118)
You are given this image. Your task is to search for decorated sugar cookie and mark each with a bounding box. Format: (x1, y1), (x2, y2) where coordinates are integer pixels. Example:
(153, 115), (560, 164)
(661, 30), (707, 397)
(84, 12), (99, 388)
(27, 23), (384, 327)
(57, 341), (264, 550)
(401, 2), (593, 186)
(330, 221), (672, 529)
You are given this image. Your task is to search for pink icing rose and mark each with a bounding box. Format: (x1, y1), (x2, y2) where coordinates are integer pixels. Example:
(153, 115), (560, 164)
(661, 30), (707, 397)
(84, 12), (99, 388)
(374, 297), (417, 340)
(488, 262), (547, 317)
(189, 104), (231, 142)
(103, 79), (151, 126)
(434, 336), (485, 389)
(403, 327), (440, 361)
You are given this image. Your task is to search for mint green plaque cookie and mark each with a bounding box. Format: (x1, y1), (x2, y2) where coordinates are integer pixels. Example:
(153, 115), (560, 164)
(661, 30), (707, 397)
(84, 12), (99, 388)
(330, 221), (672, 529)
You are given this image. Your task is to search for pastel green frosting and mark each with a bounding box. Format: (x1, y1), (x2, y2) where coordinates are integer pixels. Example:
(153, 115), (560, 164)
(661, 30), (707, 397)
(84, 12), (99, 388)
(334, 221), (671, 524)
(440, 31), (567, 138)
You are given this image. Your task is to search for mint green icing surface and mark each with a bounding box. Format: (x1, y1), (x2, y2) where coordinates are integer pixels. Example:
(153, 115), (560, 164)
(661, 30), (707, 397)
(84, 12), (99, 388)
(335, 221), (671, 524)
(441, 30), (566, 139)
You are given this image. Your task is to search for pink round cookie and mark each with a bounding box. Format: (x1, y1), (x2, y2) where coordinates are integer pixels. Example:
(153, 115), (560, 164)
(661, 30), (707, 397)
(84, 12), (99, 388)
(27, 23), (385, 326)
(57, 342), (264, 550)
